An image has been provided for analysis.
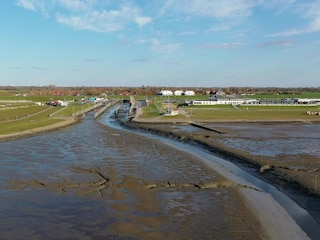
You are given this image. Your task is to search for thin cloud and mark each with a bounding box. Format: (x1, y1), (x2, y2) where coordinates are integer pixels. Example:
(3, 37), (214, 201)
(267, 1), (320, 37)
(56, 11), (124, 32)
(178, 31), (196, 36)
(261, 0), (297, 11)
(161, 0), (256, 19)
(266, 22), (320, 37)
(16, 0), (49, 17)
(131, 58), (149, 62)
(84, 58), (101, 62)
(136, 38), (180, 55)
(32, 66), (49, 70)
(135, 37), (180, 54)
(8, 66), (22, 70)
(56, 4), (140, 32)
(151, 42), (180, 54)
(256, 40), (294, 48)
(17, 1), (152, 32)
(208, 23), (232, 32)
(201, 42), (243, 49)
(56, 0), (97, 11)
(17, 0), (36, 11)
(135, 17), (152, 27)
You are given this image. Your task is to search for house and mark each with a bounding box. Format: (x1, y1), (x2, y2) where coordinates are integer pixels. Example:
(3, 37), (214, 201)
(174, 90), (184, 96)
(159, 90), (173, 96)
(184, 90), (195, 96)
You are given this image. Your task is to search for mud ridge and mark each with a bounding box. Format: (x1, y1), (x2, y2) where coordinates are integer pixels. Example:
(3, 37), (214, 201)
(124, 121), (320, 197)
(8, 167), (262, 199)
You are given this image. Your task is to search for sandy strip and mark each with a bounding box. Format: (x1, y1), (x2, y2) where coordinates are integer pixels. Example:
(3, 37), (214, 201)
(191, 149), (310, 240)
(241, 189), (309, 240)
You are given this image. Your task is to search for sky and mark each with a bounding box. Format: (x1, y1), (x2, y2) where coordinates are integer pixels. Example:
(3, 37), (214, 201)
(1, 0), (320, 87)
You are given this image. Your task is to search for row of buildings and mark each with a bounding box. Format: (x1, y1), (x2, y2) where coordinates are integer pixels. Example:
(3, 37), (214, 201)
(157, 90), (195, 96)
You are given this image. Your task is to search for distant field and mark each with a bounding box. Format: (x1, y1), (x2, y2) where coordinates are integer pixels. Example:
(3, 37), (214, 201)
(185, 106), (319, 121)
(142, 97), (320, 122)
(0, 95), (67, 102)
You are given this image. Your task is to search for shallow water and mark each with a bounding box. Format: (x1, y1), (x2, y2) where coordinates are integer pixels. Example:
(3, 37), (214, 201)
(0, 111), (265, 239)
(174, 123), (320, 158)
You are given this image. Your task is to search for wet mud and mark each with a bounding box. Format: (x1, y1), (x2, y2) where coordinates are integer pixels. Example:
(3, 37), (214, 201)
(126, 121), (320, 193)
(0, 113), (267, 240)
(126, 121), (320, 224)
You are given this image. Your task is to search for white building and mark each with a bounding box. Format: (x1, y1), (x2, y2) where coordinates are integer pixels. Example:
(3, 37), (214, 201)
(159, 90), (173, 96)
(174, 90), (184, 96)
(184, 90), (195, 96)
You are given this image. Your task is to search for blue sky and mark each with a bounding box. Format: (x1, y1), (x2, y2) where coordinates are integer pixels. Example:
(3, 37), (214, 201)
(1, 0), (320, 87)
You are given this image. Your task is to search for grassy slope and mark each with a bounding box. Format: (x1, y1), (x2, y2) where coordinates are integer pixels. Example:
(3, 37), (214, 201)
(0, 100), (95, 135)
(0, 107), (62, 135)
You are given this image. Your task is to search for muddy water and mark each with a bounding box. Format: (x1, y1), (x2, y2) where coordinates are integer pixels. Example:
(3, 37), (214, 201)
(210, 123), (320, 159)
(0, 111), (265, 240)
(175, 123), (320, 159)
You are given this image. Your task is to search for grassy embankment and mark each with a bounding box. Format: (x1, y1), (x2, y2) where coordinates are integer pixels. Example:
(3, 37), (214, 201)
(0, 95), (91, 135)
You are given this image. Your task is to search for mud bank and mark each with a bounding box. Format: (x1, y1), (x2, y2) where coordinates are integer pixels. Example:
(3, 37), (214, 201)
(125, 120), (320, 198)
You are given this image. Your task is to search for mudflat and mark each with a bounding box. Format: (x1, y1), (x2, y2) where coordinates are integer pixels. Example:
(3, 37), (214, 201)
(128, 119), (320, 197)
(0, 112), (316, 239)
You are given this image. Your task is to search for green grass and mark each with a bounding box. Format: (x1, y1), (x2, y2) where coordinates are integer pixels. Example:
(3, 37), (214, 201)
(182, 105), (320, 121)
(0, 105), (51, 122)
(0, 95), (68, 102)
(140, 99), (320, 122)
(0, 107), (63, 135)
(0, 102), (92, 135)
(53, 103), (92, 117)
(0, 99), (101, 135)
(141, 102), (162, 117)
